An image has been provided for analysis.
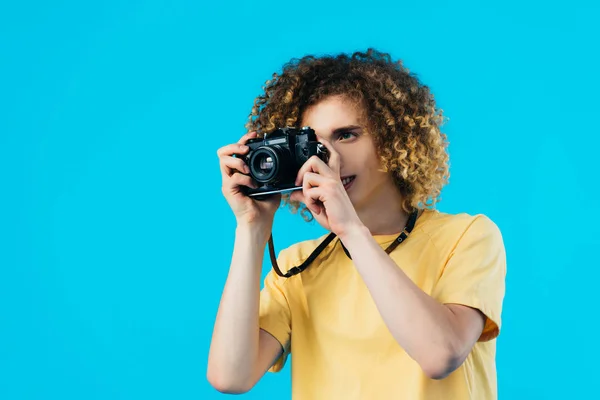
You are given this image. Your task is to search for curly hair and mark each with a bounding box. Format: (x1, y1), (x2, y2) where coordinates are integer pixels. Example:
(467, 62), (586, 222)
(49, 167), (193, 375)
(245, 48), (450, 219)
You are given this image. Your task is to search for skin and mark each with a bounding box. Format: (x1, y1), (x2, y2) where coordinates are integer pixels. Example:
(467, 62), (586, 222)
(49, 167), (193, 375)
(207, 95), (486, 393)
(207, 132), (283, 393)
(289, 95), (408, 236)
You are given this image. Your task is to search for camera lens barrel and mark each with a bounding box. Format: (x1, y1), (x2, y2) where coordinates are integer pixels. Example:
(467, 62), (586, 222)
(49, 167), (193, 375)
(249, 146), (285, 183)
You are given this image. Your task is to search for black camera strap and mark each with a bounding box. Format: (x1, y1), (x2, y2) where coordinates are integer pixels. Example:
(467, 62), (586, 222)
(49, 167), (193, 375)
(268, 209), (420, 278)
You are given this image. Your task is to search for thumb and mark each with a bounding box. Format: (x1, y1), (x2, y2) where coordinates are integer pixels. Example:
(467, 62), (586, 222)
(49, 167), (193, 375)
(317, 138), (340, 177)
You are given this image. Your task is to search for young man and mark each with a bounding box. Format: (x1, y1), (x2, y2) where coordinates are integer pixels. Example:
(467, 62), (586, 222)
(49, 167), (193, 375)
(208, 49), (506, 399)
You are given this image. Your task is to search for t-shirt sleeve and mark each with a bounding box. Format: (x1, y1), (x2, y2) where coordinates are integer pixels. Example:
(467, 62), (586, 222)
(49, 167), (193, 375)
(258, 249), (292, 372)
(432, 215), (507, 342)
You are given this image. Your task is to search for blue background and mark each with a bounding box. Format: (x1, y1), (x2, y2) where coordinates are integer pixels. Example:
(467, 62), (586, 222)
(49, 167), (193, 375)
(2, 1), (599, 399)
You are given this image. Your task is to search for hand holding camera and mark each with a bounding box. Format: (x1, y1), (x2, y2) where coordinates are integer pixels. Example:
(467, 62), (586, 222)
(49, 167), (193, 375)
(218, 126), (361, 236)
(289, 138), (363, 238)
(217, 131), (281, 229)
(236, 126), (329, 199)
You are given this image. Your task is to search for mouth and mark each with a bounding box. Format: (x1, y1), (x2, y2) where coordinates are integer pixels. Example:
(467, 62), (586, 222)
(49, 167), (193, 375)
(341, 175), (356, 191)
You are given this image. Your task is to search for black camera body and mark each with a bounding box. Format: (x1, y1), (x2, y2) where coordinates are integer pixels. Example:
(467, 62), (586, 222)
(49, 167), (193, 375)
(238, 126), (328, 199)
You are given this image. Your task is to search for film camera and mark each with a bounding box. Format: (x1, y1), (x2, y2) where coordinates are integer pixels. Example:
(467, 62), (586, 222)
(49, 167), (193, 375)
(236, 126), (329, 199)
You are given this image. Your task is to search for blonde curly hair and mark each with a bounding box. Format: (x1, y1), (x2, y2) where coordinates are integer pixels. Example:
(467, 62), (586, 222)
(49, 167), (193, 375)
(245, 48), (450, 219)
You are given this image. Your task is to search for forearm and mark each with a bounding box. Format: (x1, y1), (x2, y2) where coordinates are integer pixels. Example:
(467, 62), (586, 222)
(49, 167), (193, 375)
(339, 224), (462, 379)
(207, 224), (268, 390)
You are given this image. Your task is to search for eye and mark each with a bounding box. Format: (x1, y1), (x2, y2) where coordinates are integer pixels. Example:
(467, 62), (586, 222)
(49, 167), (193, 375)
(338, 131), (357, 141)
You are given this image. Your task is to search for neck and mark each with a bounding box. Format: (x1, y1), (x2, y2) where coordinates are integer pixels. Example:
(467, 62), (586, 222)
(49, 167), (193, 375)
(354, 187), (410, 236)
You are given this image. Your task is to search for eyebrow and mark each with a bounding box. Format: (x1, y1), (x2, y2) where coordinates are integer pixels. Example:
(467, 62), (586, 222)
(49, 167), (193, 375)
(331, 125), (363, 135)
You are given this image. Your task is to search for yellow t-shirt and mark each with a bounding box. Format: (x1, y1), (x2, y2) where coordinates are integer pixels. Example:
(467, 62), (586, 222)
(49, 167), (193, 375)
(259, 209), (506, 399)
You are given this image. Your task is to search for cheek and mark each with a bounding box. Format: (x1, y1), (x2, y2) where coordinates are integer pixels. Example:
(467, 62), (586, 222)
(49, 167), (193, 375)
(334, 148), (350, 165)
(363, 148), (381, 169)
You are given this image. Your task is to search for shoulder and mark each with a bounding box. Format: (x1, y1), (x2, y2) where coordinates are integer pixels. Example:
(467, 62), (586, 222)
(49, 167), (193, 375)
(419, 209), (504, 250)
(421, 209), (499, 229)
(421, 209), (502, 235)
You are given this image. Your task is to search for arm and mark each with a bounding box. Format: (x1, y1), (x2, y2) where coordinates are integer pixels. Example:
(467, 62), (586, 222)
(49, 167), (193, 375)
(339, 224), (485, 380)
(209, 133), (287, 393)
(206, 224), (283, 393)
(290, 150), (496, 380)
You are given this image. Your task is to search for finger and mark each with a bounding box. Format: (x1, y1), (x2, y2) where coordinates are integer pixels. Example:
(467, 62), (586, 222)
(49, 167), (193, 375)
(303, 172), (326, 214)
(224, 172), (257, 192)
(217, 143), (251, 181)
(217, 143), (250, 158)
(220, 155), (250, 177)
(294, 155), (332, 186)
(290, 185), (323, 216)
(303, 171), (329, 189)
(316, 138), (341, 177)
(238, 131), (258, 145)
(304, 186), (325, 215)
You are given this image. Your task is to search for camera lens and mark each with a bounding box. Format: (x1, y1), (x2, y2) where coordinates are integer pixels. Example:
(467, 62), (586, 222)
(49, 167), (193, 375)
(258, 156), (274, 172)
(250, 147), (280, 183)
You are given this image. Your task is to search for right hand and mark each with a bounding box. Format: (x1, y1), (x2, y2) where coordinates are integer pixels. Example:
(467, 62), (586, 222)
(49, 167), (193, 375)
(218, 132), (281, 228)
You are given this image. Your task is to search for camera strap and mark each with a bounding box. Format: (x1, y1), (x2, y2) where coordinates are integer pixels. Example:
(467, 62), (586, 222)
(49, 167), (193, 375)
(268, 209), (420, 278)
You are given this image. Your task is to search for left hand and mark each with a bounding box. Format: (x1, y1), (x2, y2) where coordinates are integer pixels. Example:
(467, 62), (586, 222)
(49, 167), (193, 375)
(289, 139), (363, 236)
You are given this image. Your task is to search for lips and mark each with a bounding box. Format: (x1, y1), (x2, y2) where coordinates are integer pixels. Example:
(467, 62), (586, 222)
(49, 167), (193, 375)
(341, 175), (356, 190)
